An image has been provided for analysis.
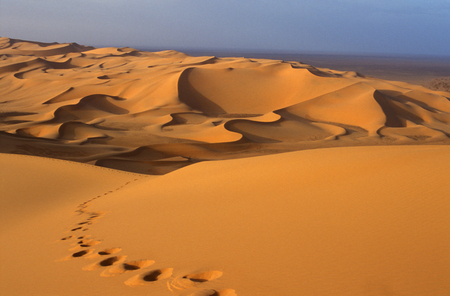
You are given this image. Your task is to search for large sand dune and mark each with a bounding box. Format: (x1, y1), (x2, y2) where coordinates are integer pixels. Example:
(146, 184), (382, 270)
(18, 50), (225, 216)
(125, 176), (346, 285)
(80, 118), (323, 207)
(1, 37), (449, 174)
(1, 37), (450, 295)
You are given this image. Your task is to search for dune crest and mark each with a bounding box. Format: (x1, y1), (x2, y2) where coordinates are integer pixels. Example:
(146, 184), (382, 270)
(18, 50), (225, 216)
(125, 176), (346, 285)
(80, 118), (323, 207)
(1, 37), (449, 174)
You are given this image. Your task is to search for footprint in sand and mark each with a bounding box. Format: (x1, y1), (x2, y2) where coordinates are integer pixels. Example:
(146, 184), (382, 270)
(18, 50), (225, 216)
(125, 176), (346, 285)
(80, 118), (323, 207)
(71, 249), (94, 258)
(86, 248), (122, 259)
(82, 255), (127, 271)
(59, 182), (233, 292)
(77, 239), (102, 247)
(192, 289), (237, 296)
(69, 239), (102, 251)
(124, 268), (174, 286)
(184, 271), (223, 283)
(100, 259), (155, 277)
(57, 249), (95, 261)
(85, 247), (122, 259)
(97, 247), (122, 256)
(86, 212), (106, 221)
(169, 271), (223, 291)
(211, 289), (237, 296)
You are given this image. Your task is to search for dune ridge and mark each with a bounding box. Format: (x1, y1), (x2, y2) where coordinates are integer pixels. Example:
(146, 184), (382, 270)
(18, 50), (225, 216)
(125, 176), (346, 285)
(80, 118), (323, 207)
(1, 37), (449, 174)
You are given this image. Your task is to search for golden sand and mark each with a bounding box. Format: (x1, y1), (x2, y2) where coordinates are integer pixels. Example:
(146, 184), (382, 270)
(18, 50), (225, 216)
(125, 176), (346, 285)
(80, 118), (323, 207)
(1, 37), (449, 295)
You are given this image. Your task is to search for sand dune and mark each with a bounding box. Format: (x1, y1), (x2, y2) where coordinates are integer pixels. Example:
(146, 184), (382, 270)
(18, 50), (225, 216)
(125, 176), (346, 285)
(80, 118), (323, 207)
(1, 146), (450, 295)
(1, 37), (450, 295)
(1, 37), (449, 173)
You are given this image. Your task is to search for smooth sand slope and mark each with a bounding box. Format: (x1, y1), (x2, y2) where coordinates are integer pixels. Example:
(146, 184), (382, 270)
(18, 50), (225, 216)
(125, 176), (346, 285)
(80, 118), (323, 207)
(1, 38), (450, 295)
(1, 146), (450, 295)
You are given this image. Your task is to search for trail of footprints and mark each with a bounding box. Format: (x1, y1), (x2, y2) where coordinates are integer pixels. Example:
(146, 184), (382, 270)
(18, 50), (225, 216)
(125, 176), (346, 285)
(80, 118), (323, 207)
(57, 179), (236, 296)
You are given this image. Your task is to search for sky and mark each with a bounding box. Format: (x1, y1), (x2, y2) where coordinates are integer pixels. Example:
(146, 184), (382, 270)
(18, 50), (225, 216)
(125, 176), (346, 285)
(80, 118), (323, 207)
(1, 0), (449, 56)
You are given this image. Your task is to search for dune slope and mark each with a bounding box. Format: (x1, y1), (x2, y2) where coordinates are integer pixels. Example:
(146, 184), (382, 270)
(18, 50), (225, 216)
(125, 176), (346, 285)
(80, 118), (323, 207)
(1, 146), (449, 295)
(0, 153), (144, 295)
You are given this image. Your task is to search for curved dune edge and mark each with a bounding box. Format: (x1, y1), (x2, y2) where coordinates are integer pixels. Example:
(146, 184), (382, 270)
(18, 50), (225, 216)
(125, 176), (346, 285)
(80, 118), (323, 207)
(1, 37), (450, 174)
(1, 145), (449, 295)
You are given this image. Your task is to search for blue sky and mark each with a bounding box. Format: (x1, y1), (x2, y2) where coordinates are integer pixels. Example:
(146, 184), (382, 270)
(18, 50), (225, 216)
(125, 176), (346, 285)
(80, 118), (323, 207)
(1, 0), (449, 56)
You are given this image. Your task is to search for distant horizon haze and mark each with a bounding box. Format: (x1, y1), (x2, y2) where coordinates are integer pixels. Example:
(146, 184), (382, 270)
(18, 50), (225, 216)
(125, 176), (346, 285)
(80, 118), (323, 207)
(1, 0), (449, 57)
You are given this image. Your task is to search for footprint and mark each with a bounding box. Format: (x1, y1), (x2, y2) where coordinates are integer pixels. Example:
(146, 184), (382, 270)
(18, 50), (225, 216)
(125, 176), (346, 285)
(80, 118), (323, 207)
(170, 271), (223, 291)
(208, 289), (237, 296)
(82, 256), (127, 271)
(101, 259), (155, 277)
(78, 239), (102, 247)
(85, 247), (122, 259)
(124, 268), (173, 286)
(184, 271), (223, 282)
(57, 249), (95, 262)
(69, 239), (102, 251)
(72, 249), (94, 258)
(189, 289), (237, 296)
(97, 247), (122, 256)
(60, 235), (74, 241)
(87, 212), (106, 221)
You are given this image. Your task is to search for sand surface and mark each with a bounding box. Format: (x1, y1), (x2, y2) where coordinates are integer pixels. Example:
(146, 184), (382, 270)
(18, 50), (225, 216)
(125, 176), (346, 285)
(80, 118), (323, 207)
(1, 37), (450, 295)
(182, 50), (450, 90)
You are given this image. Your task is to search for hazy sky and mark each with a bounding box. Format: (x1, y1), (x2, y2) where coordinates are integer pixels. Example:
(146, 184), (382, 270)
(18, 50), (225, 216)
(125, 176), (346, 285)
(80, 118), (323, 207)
(1, 0), (449, 56)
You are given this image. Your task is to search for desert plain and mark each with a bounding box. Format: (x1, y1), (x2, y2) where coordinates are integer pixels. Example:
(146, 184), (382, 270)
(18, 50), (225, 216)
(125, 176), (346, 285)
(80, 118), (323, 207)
(1, 37), (449, 295)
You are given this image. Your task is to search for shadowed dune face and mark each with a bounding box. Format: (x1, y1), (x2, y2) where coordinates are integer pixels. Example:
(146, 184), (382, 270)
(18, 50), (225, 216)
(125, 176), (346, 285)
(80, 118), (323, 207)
(1, 37), (450, 174)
